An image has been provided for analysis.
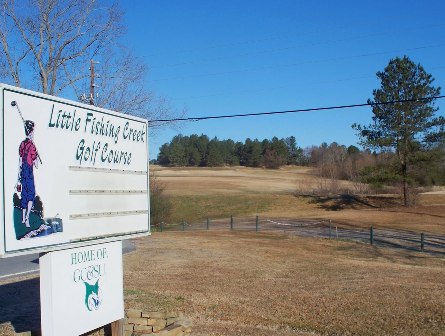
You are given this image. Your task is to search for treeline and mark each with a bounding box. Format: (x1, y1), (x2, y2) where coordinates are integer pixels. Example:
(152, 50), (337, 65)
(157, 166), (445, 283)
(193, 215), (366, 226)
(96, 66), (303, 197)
(155, 134), (305, 169)
(307, 143), (444, 186)
(154, 134), (371, 173)
(154, 134), (445, 188)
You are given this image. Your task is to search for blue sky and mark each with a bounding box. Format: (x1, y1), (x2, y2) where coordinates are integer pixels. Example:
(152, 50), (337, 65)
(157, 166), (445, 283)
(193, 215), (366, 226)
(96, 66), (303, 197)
(120, 1), (445, 159)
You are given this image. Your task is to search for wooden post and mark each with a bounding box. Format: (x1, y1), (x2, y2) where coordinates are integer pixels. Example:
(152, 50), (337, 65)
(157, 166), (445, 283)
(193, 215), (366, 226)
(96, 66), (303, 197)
(329, 220), (332, 239)
(207, 217), (209, 230)
(182, 220), (185, 231)
(421, 233), (425, 252)
(230, 215), (233, 230)
(370, 226), (374, 245)
(111, 319), (124, 336)
(256, 215), (259, 232)
(160, 221), (163, 232)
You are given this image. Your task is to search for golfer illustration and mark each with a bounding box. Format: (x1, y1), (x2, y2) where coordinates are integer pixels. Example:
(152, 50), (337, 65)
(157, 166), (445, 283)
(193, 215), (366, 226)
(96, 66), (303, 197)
(17, 120), (39, 227)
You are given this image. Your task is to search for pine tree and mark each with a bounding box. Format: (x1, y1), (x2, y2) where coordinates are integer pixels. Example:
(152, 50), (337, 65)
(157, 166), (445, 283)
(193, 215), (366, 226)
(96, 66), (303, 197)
(353, 56), (444, 205)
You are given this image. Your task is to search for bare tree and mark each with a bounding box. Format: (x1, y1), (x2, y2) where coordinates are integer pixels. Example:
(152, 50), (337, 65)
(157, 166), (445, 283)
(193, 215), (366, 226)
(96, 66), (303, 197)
(0, 0), (123, 95)
(0, 0), (183, 125)
(78, 47), (184, 126)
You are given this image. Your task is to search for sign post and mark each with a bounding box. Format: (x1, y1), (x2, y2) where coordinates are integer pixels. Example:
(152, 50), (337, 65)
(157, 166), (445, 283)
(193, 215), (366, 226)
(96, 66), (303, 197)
(111, 319), (124, 336)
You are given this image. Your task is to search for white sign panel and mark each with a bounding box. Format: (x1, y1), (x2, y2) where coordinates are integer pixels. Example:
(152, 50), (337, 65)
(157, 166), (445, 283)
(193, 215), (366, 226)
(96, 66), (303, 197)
(40, 241), (124, 336)
(0, 84), (150, 256)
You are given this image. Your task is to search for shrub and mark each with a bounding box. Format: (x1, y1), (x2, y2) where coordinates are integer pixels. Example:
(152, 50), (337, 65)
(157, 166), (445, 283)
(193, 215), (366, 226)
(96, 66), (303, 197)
(149, 171), (172, 228)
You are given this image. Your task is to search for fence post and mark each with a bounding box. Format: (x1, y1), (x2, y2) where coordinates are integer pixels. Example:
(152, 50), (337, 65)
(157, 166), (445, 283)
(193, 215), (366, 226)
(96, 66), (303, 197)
(160, 221), (163, 232)
(182, 220), (185, 231)
(370, 226), (374, 245)
(421, 233), (425, 252)
(206, 218), (209, 230)
(329, 220), (332, 239)
(230, 215), (233, 230)
(256, 216), (259, 232)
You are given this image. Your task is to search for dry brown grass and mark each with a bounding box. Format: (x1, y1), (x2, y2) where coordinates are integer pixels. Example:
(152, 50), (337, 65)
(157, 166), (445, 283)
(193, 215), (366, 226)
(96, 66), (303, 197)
(153, 165), (335, 196)
(124, 231), (445, 335)
(2, 166), (444, 335)
(2, 231), (444, 335)
(154, 165), (445, 235)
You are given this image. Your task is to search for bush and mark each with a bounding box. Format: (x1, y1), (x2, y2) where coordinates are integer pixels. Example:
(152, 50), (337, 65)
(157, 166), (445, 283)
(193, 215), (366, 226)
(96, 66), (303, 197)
(150, 171), (172, 228)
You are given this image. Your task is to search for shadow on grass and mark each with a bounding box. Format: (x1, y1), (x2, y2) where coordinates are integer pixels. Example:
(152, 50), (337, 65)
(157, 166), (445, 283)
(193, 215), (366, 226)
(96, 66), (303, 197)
(383, 208), (445, 219)
(305, 194), (400, 211)
(0, 278), (40, 334)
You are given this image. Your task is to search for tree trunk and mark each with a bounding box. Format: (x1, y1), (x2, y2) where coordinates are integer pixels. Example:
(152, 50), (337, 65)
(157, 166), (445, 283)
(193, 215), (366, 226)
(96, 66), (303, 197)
(402, 162), (408, 206)
(403, 180), (408, 206)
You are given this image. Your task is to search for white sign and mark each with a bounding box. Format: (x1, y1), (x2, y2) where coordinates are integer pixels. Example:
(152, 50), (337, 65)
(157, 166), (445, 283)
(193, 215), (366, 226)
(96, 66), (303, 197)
(0, 84), (150, 256)
(40, 241), (124, 336)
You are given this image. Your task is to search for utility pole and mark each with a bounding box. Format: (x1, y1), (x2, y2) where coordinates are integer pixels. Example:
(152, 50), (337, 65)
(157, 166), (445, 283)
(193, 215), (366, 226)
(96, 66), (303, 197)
(80, 60), (99, 105)
(90, 59), (96, 105)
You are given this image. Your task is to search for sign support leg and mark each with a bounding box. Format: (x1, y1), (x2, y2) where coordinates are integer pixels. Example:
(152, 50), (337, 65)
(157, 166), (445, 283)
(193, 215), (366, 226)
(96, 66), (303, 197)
(111, 319), (124, 336)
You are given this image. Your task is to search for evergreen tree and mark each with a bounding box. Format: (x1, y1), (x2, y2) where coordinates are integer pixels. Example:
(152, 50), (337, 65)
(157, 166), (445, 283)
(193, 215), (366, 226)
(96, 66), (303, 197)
(184, 135), (199, 166)
(285, 136), (304, 165)
(169, 135), (187, 167)
(270, 137), (289, 162)
(235, 141), (247, 166)
(206, 138), (224, 167)
(157, 143), (170, 166)
(246, 139), (263, 167)
(353, 56), (444, 205)
(220, 139), (238, 166)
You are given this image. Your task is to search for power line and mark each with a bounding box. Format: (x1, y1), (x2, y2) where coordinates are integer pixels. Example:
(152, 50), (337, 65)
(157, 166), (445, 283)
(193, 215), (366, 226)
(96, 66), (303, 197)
(148, 95), (445, 123)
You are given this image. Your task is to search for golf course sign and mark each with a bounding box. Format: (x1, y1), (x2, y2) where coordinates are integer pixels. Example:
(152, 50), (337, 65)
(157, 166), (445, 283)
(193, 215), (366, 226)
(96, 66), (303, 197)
(0, 84), (150, 257)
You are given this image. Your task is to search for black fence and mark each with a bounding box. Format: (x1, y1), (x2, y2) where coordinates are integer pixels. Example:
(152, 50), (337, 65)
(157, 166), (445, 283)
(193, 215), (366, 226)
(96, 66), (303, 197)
(156, 216), (445, 255)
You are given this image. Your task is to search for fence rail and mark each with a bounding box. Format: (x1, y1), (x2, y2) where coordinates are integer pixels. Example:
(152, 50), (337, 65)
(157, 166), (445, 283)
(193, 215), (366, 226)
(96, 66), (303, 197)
(157, 216), (445, 255)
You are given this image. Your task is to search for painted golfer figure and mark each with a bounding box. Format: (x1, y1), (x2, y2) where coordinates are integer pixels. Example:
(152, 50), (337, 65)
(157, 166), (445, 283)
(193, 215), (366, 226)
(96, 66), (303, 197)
(17, 120), (38, 227)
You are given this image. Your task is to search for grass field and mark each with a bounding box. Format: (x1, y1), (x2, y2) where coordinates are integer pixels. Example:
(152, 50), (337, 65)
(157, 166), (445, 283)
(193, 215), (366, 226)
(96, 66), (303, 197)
(154, 165), (445, 235)
(124, 231), (445, 336)
(1, 166), (444, 335)
(135, 166), (445, 335)
(2, 231), (444, 336)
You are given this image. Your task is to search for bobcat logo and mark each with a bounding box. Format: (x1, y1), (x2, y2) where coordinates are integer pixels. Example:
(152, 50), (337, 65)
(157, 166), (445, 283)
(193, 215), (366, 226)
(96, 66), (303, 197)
(84, 279), (102, 311)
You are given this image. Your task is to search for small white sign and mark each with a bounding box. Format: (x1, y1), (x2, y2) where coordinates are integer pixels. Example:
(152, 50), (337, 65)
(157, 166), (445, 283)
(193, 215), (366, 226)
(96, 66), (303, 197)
(40, 241), (124, 336)
(0, 84), (150, 256)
